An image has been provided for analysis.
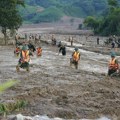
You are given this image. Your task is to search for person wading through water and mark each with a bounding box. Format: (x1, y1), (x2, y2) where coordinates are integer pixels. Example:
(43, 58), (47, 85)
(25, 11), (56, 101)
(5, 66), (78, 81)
(36, 46), (42, 57)
(70, 47), (80, 69)
(51, 34), (56, 45)
(59, 44), (66, 56)
(97, 37), (99, 45)
(108, 52), (119, 76)
(14, 45), (21, 57)
(16, 45), (33, 72)
(28, 40), (36, 52)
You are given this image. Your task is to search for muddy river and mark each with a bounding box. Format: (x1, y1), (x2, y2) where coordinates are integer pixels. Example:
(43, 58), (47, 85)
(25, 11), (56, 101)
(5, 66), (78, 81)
(0, 28), (120, 120)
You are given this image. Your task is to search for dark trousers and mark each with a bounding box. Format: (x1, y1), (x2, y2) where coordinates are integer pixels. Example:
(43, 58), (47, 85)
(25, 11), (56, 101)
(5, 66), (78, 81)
(70, 58), (78, 69)
(108, 69), (117, 76)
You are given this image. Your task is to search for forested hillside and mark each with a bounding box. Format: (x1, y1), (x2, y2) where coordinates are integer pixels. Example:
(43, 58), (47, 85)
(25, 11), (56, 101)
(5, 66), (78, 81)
(19, 0), (120, 23)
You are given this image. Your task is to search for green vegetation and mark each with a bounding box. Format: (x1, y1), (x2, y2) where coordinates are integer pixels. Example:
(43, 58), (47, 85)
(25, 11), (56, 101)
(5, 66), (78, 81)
(0, 80), (18, 93)
(84, 16), (100, 30)
(0, 0), (120, 35)
(0, 80), (28, 117)
(31, 6), (64, 23)
(20, 0), (119, 23)
(0, 0), (24, 45)
(84, 0), (120, 36)
(0, 100), (28, 117)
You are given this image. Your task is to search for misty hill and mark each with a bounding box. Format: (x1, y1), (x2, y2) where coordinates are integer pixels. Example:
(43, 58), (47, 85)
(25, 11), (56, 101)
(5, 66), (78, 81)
(19, 0), (120, 23)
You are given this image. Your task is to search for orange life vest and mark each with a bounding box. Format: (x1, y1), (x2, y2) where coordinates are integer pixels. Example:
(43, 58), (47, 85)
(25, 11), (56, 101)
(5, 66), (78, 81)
(21, 50), (30, 62)
(109, 58), (119, 70)
(15, 47), (20, 53)
(73, 51), (80, 62)
(37, 48), (42, 56)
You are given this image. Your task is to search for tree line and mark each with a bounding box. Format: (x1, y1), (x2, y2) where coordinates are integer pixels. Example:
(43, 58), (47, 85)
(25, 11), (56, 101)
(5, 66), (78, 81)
(0, 0), (120, 45)
(84, 0), (120, 36)
(0, 0), (24, 45)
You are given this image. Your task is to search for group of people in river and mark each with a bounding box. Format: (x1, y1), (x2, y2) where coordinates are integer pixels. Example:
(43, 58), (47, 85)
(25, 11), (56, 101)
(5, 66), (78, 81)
(14, 33), (81, 72)
(15, 43), (42, 72)
(51, 34), (81, 70)
(104, 35), (120, 49)
(14, 33), (43, 72)
(14, 33), (120, 77)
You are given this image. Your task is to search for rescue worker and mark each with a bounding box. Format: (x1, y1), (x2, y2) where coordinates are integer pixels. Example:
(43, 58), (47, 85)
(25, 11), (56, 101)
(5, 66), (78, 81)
(59, 44), (66, 56)
(71, 38), (73, 46)
(25, 33), (27, 39)
(97, 37), (99, 45)
(108, 52), (119, 76)
(14, 45), (21, 57)
(16, 45), (32, 72)
(68, 36), (73, 46)
(15, 34), (22, 47)
(58, 41), (62, 48)
(111, 40), (115, 49)
(70, 47), (80, 69)
(28, 41), (36, 52)
(51, 34), (56, 45)
(35, 34), (39, 44)
(36, 46), (42, 56)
